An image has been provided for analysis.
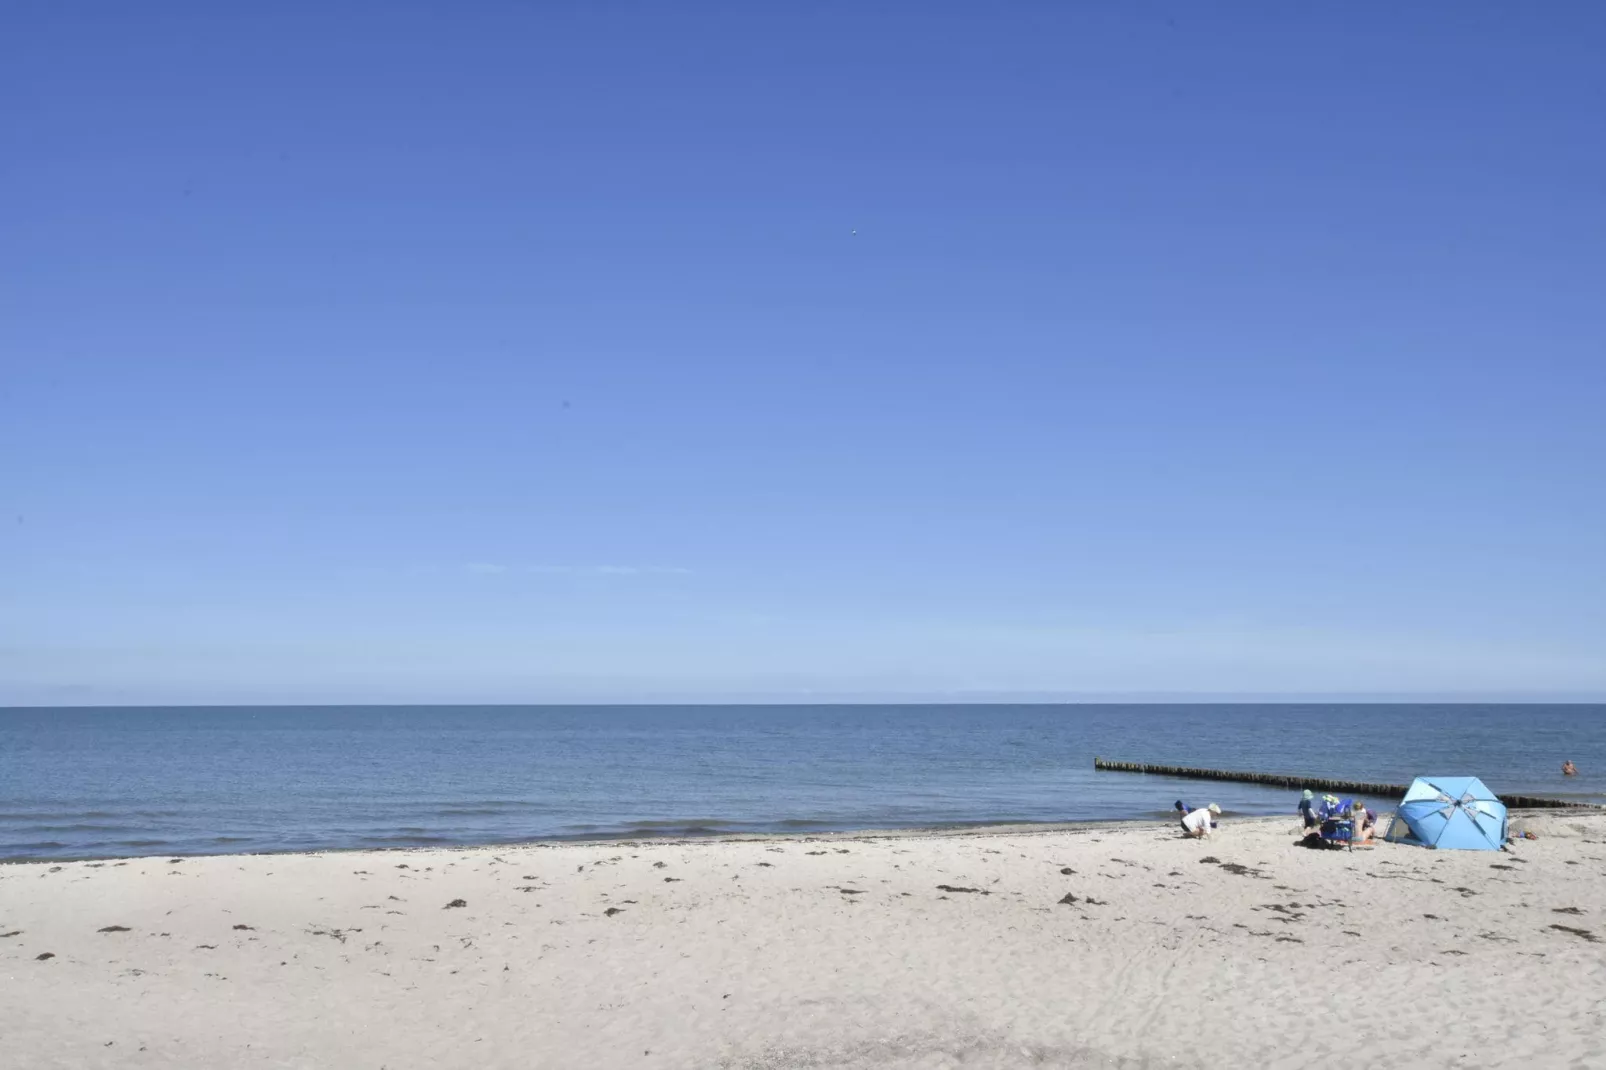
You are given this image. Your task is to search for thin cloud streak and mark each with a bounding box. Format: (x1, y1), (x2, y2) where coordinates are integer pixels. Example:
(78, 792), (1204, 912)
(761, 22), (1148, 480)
(538, 565), (692, 576)
(462, 563), (691, 577)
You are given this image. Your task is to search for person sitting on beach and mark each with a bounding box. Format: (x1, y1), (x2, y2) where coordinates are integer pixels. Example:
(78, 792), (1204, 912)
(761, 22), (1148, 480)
(1563, 760), (1577, 776)
(1350, 801), (1378, 843)
(1181, 803), (1221, 839)
(1297, 790), (1320, 837)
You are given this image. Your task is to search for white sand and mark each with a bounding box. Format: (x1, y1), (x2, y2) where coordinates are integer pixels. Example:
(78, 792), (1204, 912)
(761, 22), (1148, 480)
(4, 812), (1605, 1069)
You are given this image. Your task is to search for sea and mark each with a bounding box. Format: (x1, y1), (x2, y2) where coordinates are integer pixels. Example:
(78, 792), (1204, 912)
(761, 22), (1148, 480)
(2, 704), (1603, 862)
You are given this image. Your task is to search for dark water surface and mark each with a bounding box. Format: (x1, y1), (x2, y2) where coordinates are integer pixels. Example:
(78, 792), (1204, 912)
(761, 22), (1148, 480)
(2, 704), (1602, 861)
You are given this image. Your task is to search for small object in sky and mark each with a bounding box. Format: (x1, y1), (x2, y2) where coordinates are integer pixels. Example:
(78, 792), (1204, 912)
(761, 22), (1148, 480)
(851, 228), (857, 235)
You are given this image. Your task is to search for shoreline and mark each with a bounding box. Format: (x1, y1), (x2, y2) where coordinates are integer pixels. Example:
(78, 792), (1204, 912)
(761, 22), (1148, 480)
(0, 816), (1177, 867)
(7, 806), (1602, 867)
(12, 803), (1606, 861)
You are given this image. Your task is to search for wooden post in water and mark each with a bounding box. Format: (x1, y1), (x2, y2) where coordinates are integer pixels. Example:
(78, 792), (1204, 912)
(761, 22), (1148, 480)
(1091, 757), (1594, 809)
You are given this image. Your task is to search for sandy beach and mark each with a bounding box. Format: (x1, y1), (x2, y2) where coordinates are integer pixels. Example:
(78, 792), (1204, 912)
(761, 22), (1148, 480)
(4, 811), (1605, 1069)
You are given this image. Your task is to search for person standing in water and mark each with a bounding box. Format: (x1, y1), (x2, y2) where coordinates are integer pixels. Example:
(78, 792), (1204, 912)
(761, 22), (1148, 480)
(1562, 760), (1577, 776)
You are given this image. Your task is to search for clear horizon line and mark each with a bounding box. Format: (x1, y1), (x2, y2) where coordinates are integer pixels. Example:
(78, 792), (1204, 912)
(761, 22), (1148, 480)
(6, 693), (1605, 710)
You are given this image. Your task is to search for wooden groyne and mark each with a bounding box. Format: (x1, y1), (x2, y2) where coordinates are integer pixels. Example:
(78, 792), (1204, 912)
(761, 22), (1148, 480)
(1092, 758), (1595, 809)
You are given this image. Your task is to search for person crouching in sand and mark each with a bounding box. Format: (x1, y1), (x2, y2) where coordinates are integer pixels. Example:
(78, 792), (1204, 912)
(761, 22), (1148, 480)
(1181, 803), (1221, 838)
(1351, 800), (1379, 844)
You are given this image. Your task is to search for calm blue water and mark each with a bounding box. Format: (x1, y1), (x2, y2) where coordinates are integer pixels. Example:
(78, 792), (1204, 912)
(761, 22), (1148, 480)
(2, 704), (1603, 861)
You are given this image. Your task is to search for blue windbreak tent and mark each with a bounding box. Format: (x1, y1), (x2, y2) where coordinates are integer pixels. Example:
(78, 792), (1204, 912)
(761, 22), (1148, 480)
(1384, 776), (1507, 850)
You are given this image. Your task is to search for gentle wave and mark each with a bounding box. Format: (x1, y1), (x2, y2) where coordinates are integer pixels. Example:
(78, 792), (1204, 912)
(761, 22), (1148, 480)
(430, 806), (553, 817)
(559, 819), (769, 836)
(0, 810), (184, 821)
(617, 825), (728, 837)
(7, 823), (143, 834)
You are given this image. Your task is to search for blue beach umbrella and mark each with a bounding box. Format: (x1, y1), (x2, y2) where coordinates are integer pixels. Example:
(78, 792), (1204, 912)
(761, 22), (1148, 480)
(1385, 776), (1507, 850)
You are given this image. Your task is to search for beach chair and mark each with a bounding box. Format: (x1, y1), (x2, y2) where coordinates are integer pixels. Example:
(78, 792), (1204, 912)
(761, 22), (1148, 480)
(1318, 818), (1355, 851)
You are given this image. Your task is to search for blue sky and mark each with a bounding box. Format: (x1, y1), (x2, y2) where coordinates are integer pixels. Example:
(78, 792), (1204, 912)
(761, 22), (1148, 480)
(4, 3), (1604, 704)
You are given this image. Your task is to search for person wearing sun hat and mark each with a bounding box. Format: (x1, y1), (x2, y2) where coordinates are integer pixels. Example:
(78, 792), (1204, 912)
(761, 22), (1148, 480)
(1181, 803), (1222, 838)
(1297, 789), (1321, 836)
